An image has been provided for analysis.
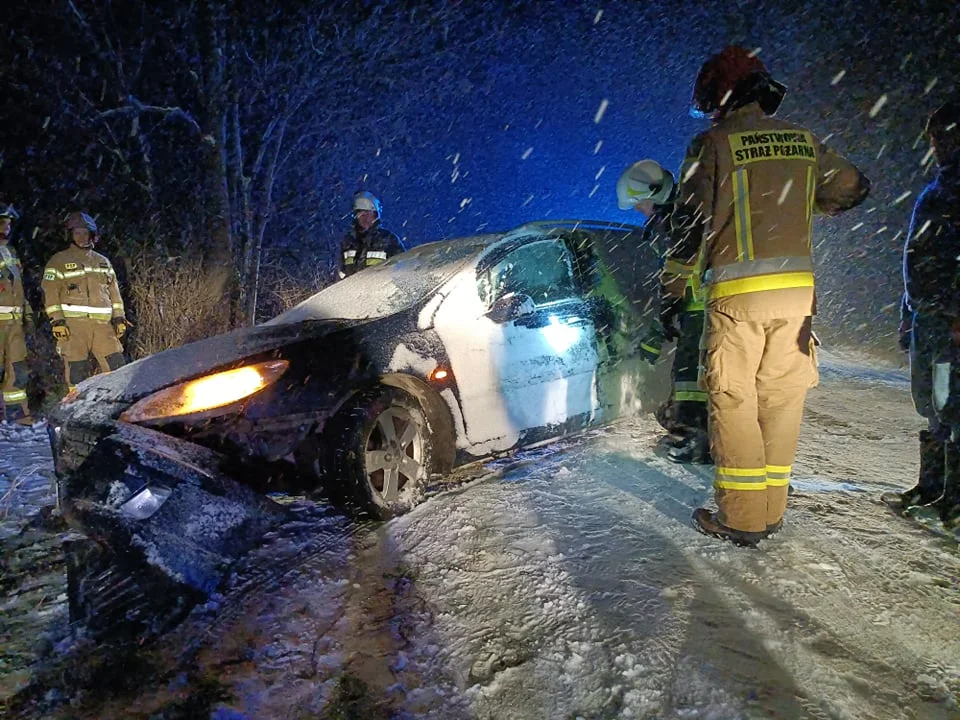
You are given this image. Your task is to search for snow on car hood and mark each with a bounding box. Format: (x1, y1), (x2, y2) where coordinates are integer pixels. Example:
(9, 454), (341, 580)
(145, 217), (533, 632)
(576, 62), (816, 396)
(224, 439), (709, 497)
(269, 237), (493, 324)
(71, 320), (347, 404)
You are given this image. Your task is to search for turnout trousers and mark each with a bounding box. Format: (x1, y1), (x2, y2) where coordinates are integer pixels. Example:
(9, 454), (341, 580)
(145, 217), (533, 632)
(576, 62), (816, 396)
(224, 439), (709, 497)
(671, 309), (708, 433)
(58, 318), (125, 390)
(703, 310), (818, 533)
(1, 319), (29, 421)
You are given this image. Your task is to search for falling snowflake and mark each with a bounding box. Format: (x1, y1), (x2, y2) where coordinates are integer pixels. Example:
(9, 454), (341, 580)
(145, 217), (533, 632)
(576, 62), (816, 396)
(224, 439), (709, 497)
(920, 146), (935, 167)
(593, 140), (603, 154)
(588, 184), (599, 198)
(522, 147), (533, 160)
(892, 190), (912, 205)
(683, 161), (700, 182)
(594, 99), (609, 124)
(923, 77), (938, 95)
(868, 95), (887, 118)
(830, 70), (846, 86)
(459, 198), (472, 209)
(594, 166), (605, 181)
(777, 179), (793, 205)
(593, 9), (603, 24)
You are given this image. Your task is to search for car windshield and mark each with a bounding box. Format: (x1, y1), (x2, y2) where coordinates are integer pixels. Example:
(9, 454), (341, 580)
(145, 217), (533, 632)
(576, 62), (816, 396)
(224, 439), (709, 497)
(268, 237), (493, 324)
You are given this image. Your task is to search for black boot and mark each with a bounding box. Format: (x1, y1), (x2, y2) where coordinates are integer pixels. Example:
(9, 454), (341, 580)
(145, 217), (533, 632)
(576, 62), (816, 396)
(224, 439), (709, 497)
(881, 430), (945, 510)
(667, 430), (712, 464)
(938, 438), (960, 527)
(692, 509), (766, 547)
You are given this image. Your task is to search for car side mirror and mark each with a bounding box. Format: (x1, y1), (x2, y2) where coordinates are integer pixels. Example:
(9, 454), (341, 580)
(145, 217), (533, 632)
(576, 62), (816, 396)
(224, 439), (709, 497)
(486, 292), (536, 324)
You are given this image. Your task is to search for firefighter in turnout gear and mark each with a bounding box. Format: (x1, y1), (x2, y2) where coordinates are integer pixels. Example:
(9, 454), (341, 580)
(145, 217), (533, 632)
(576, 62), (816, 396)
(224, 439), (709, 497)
(669, 47), (870, 545)
(339, 191), (405, 278)
(42, 212), (128, 391)
(882, 100), (960, 530)
(617, 161), (710, 463)
(0, 204), (34, 424)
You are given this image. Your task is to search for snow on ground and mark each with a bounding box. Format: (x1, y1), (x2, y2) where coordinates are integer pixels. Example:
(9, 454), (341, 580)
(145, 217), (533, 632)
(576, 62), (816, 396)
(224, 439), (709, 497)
(2, 354), (959, 719)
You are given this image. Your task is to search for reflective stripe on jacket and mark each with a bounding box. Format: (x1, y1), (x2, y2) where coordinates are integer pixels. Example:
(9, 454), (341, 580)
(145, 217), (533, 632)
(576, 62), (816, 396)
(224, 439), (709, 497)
(0, 245), (29, 320)
(42, 245), (124, 323)
(340, 224), (405, 277)
(669, 104), (869, 320)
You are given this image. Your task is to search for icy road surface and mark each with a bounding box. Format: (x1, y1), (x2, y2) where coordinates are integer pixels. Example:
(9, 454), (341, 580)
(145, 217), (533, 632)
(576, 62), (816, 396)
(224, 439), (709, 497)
(2, 351), (959, 719)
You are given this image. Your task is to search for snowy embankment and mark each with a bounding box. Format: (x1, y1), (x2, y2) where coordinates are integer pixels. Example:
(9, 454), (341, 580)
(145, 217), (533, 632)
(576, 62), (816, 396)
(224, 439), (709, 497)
(1, 351), (958, 719)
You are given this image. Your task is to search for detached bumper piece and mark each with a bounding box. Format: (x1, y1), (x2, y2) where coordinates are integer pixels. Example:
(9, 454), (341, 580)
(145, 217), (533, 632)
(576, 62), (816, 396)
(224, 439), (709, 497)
(57, 422), (287, 636)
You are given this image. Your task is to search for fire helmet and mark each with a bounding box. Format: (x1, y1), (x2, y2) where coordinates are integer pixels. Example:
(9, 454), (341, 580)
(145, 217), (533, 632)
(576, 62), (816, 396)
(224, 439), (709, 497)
(352, 191), (382, 218)
(616, 160), (675, 210)
(691, 46), (786, 120)
(0, 203), (19, 221)
(64, 211), (98, 244)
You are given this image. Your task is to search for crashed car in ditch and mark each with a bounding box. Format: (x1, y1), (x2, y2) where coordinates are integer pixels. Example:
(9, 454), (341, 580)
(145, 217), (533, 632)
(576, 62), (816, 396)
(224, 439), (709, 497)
(49, 219), (668, 624)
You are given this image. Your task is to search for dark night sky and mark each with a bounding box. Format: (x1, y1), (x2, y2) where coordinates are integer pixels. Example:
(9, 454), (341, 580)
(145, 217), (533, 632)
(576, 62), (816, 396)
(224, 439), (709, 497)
(317, 0), (957, 350)
(2, 0), (958, 349)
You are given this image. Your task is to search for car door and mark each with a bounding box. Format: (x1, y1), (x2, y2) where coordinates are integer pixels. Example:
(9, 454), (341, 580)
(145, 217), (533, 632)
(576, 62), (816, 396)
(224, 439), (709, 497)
(437, 237), (601, 452)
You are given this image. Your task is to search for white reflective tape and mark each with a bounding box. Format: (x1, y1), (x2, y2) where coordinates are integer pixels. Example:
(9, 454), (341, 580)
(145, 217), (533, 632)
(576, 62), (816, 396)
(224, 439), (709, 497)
(934, 362), (952, 412)
(343, 250), (357, 259)
(61, 304), (113, 314)
(0, 305), (20, 313)
(366, 250), (388, 260)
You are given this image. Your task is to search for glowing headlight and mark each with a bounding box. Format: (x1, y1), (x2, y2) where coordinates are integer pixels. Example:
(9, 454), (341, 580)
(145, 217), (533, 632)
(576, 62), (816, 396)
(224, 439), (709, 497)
(120, 360), (289, 423)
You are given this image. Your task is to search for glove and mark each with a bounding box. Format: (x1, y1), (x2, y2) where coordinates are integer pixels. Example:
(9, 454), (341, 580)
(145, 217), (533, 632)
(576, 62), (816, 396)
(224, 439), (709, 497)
(659, 295), (683, 343)
(111, 316), (131, 339)
(51, 320), (70, 341)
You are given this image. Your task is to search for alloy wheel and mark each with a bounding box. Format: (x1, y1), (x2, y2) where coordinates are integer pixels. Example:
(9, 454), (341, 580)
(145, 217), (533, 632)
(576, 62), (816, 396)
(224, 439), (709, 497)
(363, 405), (424, 503)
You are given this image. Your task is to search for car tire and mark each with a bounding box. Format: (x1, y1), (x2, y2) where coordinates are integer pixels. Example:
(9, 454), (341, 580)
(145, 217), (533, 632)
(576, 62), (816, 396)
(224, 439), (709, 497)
(308, 386), (433, 520)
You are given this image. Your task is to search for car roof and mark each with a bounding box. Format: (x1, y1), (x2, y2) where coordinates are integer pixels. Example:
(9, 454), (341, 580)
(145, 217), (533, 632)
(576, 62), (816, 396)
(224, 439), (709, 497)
(413, 219), (646, 258)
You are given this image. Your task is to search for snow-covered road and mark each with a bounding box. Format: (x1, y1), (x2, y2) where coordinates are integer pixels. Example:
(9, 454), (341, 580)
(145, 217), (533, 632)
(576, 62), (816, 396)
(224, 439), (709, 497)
(2, 353), (959, 719)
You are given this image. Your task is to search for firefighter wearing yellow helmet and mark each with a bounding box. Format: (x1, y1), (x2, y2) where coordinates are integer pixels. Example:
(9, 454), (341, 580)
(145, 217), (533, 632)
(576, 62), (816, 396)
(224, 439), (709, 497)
(617, 160), (709, 463)
(0, 203), (34, 424)
(42, 212), (128, 391)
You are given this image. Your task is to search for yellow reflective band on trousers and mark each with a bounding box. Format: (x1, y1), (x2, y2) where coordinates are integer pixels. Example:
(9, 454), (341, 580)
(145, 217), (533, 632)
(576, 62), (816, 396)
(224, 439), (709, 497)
(765, 464), (792, 487)
(714, 466), (767, 491)
(640, 341), (661, 356)
(3, 389), (27, 404)
(673, 381), (707, 403)
(731, 168), (754, 262)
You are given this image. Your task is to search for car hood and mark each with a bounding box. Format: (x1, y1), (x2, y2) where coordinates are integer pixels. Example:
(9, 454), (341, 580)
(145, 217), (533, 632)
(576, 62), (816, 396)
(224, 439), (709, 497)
(72, 320), (352, 405)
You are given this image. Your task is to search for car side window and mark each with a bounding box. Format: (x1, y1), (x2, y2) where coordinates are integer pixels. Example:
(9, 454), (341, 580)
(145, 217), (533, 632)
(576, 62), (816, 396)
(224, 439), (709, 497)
(479, 239), (579, 308)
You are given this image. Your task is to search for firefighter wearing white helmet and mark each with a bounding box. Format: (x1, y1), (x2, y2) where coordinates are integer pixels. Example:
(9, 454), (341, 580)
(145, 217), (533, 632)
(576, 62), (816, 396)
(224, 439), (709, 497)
(339, 191), (405, 279)
(41, 211), (128, 391)
(0, 203), (34, 424)
(617, 160), (710, 463)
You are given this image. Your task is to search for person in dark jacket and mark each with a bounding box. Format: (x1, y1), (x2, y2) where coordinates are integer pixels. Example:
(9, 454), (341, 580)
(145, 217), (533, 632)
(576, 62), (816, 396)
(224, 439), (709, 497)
(339, 191), (405, 278)
(616, 160), (710, 463)
(883, 100), (960, 530)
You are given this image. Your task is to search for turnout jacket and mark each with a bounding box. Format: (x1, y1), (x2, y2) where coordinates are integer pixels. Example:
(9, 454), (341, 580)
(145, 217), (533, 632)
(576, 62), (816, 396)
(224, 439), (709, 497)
(0, 243), (30, 321)
(902, 168), (960, 317)
(42, 245), (125, 323)
(667, 103), (870, 320)
(340, 223), (405, 277)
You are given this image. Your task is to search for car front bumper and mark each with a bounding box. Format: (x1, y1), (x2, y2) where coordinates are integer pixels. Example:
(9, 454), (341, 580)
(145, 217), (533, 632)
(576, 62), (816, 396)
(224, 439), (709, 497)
(49, 412), (287, 598)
